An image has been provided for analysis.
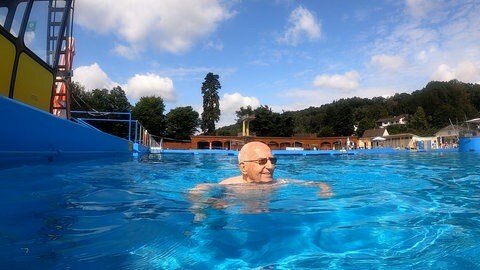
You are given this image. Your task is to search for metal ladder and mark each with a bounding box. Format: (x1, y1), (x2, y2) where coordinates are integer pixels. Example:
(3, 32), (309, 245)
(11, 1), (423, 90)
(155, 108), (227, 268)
(48, 0), (75, 119)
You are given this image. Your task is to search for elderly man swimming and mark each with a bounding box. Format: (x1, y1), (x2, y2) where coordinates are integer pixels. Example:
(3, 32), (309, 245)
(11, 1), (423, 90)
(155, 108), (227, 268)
(220, 141), (277, 184)
(188, 141), (332, 222)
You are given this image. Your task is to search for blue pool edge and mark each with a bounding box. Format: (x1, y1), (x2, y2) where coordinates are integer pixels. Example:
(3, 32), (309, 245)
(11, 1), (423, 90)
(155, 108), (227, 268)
(157, 148), (459, 156)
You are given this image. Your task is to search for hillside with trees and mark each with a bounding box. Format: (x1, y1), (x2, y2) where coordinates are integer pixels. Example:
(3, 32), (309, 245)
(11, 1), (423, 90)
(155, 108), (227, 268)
(217, 80), (480, 137)
(71, 78), (480, 140)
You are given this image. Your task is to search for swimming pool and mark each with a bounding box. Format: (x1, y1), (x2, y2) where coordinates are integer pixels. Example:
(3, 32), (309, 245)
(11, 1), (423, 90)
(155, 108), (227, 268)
(1, 152), (479, 269)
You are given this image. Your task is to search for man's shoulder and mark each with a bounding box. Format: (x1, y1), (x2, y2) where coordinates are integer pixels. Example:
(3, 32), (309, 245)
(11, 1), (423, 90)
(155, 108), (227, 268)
(219, 176), (244, 185)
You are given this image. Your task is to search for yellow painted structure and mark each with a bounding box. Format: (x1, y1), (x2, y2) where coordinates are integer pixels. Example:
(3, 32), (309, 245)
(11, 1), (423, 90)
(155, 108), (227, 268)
(13, 53), (54, 112)
(241, 114), (255, 136)
(0, 35), (15, 97)
(242, 120), (250, 136)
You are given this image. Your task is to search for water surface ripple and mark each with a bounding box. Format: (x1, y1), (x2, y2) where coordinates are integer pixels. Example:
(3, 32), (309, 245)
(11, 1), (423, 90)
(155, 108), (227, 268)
(0, 152), (479, 269)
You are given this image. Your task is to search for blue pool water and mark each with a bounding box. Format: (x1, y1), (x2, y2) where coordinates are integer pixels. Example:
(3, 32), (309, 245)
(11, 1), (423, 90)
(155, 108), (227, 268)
(1, 152), (479, 269)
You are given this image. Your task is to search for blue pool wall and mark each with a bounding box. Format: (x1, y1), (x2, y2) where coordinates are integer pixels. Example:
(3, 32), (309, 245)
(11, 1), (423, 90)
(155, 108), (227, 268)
(0, 96), (132, 164)
(459, 136), (480, 152)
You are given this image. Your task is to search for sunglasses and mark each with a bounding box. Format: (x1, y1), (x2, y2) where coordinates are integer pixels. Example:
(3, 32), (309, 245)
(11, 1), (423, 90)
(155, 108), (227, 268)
(242, 157), (277, 165)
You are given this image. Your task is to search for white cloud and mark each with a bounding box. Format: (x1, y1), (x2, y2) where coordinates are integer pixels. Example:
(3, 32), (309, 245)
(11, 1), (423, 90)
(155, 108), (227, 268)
(217, 92), (261, 127)
(370, 54), (406, 71)
(75, 0), (234, 57)
(431, 61), (479, 82)
(312, 71), (360, 91)
(431, 64), (455, 81)
(280, 6), (321, 45)
(112, 44), (141, 60)
(456, 61), (479, 82)
(220, 92), (260, 113)
(73, 63), (118, 91)
(73, 64), (176, 104)
(205, 40), (224, 51)
(23, 32), (35, 48)
(362, 0), (480, 92)
(281, 88), (331, 102)
(416, 46), (437, 62)
(405, 0), (436, 19)
(369, 22), (439, 60)
(124, 73), (176, 104)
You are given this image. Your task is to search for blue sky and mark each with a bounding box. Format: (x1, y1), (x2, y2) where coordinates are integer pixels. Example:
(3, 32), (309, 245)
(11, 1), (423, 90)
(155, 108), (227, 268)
(71, 0), (480, 127)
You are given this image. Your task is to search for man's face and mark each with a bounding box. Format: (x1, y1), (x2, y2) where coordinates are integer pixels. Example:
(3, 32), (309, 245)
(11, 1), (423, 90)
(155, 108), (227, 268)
(242, 144), (275, 183)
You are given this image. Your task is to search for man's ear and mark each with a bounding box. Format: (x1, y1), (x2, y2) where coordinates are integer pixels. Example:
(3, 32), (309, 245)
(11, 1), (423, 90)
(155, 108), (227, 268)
(239, 162), (248, 174)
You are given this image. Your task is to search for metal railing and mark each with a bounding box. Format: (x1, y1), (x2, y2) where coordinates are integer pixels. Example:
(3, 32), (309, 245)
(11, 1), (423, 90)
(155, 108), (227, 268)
(70, 110), (151, 147)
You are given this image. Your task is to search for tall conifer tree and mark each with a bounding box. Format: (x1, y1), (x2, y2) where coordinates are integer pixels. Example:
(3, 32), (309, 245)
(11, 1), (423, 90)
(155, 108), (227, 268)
(201, 72), (221, 134)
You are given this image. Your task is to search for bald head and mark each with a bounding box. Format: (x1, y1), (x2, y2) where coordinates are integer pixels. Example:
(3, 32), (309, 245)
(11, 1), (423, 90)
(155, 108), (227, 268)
(221, 141), (276, 183)
(238, 141), (272, 163)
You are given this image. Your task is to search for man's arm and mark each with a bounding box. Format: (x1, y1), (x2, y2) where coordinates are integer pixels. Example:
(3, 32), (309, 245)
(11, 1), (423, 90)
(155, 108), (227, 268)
(187, 183), (214, 222)
(285, 179), (333, 198)
(187, 183), (228, 222)
(188, 183), (216, 201)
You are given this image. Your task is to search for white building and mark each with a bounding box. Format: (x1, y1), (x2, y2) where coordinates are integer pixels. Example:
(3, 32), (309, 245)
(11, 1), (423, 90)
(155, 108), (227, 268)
(376, 115), (408, 127)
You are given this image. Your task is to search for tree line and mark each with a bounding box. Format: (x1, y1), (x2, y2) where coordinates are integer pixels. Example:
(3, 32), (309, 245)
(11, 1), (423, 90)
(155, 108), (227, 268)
(70, 72), (221, 141)
(70, 83), (200, 140)
(217, 79), (480, 137)
(71, 76), (480, 140)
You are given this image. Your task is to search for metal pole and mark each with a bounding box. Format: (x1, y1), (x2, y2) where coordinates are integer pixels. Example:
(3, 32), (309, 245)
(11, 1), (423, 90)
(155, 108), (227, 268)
(134, 120), (138, 144)
(128, 112), (132, 141)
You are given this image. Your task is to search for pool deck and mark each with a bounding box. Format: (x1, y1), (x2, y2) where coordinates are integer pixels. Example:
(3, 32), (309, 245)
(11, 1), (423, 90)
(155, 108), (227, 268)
(157, 148), (459, 156)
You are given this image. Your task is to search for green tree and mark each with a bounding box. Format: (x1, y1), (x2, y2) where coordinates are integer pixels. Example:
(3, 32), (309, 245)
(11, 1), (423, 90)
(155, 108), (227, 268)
(321, 105), (336, 133)
(321, 101), (355, 136)
(166, 106), (200, 140)
(356, 118), (376, 137)
(235, 106), (254, 123)
(278, 111), (295, 137)
(70, 81), (88, 111)
(132, 96), (166, 136)
(70, 83), (132, 138)
(108, 86), (132, 112)
(408, 106), (429, 133)
(469, 83), (480, 112)
(201, 72), (221, 134)
(215, 125), (240, 136)
(89, 89), (111, 111)
(318, 126), (334, 137)
(432, 104), (456, 128)
(249, 105), (280, 136)
(104, 86), (132, 138)
(292, 106), (325, 134)
(71, 85), (131, 112)
(333, 103), (355, 136)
